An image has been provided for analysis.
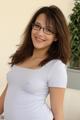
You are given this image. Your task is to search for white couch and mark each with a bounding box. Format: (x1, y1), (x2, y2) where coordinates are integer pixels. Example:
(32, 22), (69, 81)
(46, 88), (80, 120)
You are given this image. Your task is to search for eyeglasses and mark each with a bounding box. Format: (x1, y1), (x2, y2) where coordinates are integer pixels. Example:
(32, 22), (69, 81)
(32, 23), (55, 35)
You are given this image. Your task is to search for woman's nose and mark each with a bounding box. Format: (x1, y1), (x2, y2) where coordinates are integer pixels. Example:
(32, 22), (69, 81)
(38, 28), (44, 35)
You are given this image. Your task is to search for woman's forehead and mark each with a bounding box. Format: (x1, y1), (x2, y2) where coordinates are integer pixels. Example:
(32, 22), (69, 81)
(35, 13), (54, 26)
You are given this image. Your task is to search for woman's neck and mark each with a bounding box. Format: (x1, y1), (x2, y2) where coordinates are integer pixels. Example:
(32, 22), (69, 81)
(32, 48), (48, 59)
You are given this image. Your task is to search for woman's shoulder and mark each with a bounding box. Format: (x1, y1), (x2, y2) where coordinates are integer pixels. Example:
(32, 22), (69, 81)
(44, 59), (66, 74)
(48, 59), (66, 68)
(47, 59), (67, 88)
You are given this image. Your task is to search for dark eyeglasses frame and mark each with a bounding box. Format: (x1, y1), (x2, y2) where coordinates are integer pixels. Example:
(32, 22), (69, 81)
(32, 23), (55, 35)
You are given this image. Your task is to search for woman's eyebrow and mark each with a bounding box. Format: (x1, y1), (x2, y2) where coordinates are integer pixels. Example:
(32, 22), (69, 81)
(34, 21), (41, 25)
(35, 21), (53, 29)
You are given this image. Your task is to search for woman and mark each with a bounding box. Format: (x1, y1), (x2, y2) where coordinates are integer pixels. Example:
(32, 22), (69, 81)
(0, 5), (70, 120)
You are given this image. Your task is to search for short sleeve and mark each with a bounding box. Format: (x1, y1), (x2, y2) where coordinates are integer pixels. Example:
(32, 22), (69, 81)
(47, 60), (67, 88)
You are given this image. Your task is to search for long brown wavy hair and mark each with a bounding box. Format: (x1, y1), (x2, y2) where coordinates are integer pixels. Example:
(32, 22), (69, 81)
(9, 5), (71, 67)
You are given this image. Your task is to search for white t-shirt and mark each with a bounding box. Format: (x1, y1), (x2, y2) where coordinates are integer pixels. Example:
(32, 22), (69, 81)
(4, 59), (67, 120)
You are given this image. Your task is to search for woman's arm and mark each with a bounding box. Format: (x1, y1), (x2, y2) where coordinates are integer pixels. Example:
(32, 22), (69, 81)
(0, 85), (7, 114)
(49, 87), (65, 120)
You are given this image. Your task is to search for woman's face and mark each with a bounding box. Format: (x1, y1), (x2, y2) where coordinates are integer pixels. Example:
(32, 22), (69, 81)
(31, 13), (56, 51)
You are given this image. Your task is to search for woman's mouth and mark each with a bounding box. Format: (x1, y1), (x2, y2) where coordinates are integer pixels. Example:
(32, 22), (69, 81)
(36, 37), (46, 42)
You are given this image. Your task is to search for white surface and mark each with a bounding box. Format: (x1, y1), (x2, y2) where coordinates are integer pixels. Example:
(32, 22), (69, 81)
(64, 88), (80, 120)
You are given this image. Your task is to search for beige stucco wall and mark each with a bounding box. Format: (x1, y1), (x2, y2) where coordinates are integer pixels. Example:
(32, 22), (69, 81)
(0, 0), (74, 95)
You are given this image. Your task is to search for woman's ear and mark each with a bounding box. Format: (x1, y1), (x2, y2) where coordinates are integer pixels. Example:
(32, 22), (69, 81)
(53, 33), (57, 41)
(54, 38), (57, 41)
(54, 36), (57, 42)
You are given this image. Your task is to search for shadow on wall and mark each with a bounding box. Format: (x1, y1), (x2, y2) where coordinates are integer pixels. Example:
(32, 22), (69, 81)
(67, 68), (80, 90)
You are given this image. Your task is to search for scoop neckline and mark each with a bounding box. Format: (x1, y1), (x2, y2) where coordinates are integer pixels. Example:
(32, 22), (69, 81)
(13, 64), (44, 71)
(13, 60), (56, 71)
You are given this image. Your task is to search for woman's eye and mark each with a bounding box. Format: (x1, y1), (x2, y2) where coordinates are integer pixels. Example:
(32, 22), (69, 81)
(45, 28), (52, 32)
(32, 23), (41, 30)
(33, 23), (41, 29)
(35, 24), (40, 28)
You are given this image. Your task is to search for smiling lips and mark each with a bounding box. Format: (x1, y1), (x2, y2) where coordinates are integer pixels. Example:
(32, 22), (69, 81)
(35, 37), (46, 42)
